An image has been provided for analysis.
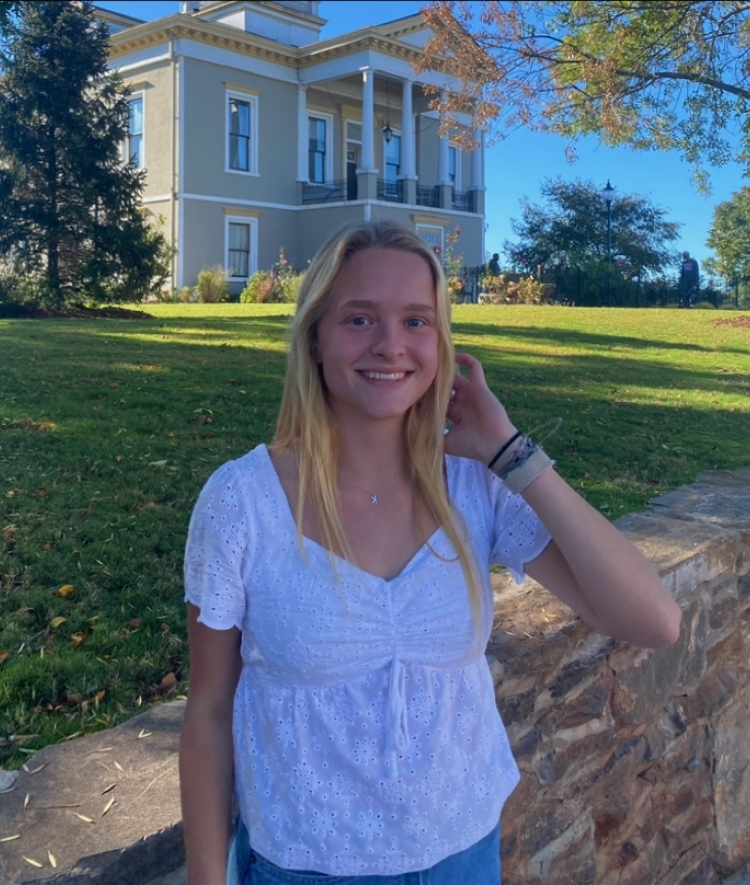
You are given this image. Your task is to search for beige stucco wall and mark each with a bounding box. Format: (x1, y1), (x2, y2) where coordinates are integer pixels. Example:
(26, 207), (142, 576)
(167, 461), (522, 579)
(181, 57), (298, 206)
(123, 61), (175, 198)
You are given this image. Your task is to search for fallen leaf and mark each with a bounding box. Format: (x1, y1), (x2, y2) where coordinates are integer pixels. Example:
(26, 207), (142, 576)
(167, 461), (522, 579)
(23, 764), (46, 775)
(22, 857), (43, 868)
(2, 525), (15, 545)
(70, 632), (87, 647)
(148, 459), (167, 467)
(0, 834), (20, 842)
(101, 783), (116, 795)
(102, 796), (115, 816)
(158, 672), (177, 692)
(49, 617), (67, 629)
(126, 618), (142, 629)
(44, 541), (52, 551)
(0, 771), (19, 792)
(37, 487), (48, 498)
(23, 792), (30, 809)
(48, 851), (57, 868)
(73, 812), (94, 824)
(114, 761), (124, 772)
(137, 729), (152, 739)
(0, 651), (9, 665)
(56, 584), (74, 598)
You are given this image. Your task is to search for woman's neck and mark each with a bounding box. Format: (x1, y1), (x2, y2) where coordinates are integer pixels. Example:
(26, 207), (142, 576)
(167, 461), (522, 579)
(334, 417), (410, 488)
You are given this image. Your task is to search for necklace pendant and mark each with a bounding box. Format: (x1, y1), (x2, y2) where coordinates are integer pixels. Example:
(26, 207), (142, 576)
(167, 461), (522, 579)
(371, 494), (378, 504)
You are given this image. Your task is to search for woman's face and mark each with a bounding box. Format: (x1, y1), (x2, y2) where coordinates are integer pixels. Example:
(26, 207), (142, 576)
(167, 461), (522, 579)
(314, 247), (439, 430)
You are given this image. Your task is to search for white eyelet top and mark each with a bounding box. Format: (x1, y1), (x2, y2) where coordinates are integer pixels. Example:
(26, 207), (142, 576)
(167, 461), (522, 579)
(184, 445), (551, 876)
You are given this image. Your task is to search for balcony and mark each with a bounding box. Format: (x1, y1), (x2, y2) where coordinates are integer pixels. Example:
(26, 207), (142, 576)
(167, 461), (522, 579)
(416, 184), (440, 208)
(302, 180), (347, 204)
(452, 190), (473, 212)
(377, 178), (404, 203)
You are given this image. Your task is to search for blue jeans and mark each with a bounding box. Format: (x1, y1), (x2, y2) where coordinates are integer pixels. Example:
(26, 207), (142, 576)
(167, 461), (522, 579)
(230, 817), (501, 884)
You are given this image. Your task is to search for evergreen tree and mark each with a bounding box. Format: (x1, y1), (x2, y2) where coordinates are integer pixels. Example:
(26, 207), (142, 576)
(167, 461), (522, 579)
(0, 1), (169, 308)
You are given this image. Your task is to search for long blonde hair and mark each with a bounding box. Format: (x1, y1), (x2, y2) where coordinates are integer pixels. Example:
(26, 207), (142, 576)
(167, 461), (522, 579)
(274, 220), (482, 627)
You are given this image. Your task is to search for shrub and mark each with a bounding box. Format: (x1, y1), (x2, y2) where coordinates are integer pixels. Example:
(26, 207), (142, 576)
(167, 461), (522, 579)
(240, 271), (271, 303)
(195, 266), (229, 303)
(693, 300), (717, 310)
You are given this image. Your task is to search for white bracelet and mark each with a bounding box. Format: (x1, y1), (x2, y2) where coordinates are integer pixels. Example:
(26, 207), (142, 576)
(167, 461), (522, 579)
(501, 446), (555, 494)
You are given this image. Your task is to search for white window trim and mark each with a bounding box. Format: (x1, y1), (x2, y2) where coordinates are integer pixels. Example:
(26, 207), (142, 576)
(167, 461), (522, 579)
(225, 214), (258, 280)
(123, 91), (145, 170)
(415, 223), (444, 254)
(226, 89), (259, 177)
(307, 110), (334, 184)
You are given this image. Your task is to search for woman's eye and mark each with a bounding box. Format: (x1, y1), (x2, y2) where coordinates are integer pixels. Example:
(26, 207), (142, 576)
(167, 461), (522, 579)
(406, 317), (427, 328)
(350, 316), (369, 326)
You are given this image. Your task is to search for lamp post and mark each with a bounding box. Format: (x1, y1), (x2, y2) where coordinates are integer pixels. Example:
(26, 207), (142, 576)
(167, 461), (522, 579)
(602, 179), (614, 306)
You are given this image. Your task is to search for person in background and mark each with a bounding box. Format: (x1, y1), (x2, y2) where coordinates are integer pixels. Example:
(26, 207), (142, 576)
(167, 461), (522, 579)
(179, 220), (681, 885)
(488, 252), (501, 276)
(679, 251), (700, 308)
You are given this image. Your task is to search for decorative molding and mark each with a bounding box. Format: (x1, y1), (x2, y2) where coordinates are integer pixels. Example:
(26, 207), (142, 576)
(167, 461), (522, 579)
(223, 81), (262, 96)
(411, 212), (450, 226)
(223, 206), (261, 217)
(124, 79), (152, 91)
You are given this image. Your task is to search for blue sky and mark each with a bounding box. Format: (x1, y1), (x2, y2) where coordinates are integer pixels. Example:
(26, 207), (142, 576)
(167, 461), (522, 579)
(98, 0), (747, 277)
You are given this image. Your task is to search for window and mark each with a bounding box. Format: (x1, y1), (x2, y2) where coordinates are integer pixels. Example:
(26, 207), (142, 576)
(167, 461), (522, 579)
(448, 146), (456, 187)
(385, 134), (401, 185)
(227, 91), (258, 175)
(308, 116), (326, 183)
(416, 224), (444, 255)
(226, 215), (258, 279)
(126, 96), (144, 169)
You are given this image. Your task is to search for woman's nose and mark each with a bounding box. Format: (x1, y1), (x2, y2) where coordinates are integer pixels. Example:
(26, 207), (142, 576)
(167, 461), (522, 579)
(371, 321), (406, 357)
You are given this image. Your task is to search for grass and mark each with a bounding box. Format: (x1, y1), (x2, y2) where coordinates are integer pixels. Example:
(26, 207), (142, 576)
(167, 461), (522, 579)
(1, 303), (749, 767)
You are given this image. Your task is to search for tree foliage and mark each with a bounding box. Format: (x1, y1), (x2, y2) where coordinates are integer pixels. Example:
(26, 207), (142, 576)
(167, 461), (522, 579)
(418, 2), (750, 184)
(507, 178), (680, 277)
(707, 187), (750, 285)
(0, 1), (170, 308)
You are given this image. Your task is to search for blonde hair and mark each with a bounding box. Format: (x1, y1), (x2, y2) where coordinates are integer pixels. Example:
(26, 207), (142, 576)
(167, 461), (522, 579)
(274, 220), (482, 627)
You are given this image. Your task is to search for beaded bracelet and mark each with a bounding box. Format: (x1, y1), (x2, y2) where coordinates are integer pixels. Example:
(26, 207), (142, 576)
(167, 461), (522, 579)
(487, 431), (522, 471)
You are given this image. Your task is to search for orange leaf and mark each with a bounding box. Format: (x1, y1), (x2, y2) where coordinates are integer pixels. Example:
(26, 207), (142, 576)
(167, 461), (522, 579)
(2, 525), (16, 545)
(70, 632), (87, 648)
(126, 617), (142, 629)
(0, 650), (9, 665)
(49, 617), (67, 629)
(158, 673), (177, 692)
(56, 584), (74, 598)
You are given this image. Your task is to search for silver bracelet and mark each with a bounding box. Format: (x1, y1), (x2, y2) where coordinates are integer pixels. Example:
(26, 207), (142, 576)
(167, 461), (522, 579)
(501, 446), (555, 494)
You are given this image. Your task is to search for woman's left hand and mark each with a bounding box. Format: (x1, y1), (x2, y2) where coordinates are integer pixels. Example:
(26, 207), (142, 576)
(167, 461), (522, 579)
(443, 352), (518, 464)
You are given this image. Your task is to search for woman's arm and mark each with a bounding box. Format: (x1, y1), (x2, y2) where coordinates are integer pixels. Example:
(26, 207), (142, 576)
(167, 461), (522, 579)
(179, 604), (242, 885)
(444, 352), (681, 649)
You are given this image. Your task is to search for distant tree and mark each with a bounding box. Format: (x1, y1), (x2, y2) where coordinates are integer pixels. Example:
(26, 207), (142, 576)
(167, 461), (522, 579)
(0, 1), (170, 308)
(418, 2), (750, 187)
(507, 179), (680, 274)
(707, 188), (750, 293)
(0, 1), (24, 33)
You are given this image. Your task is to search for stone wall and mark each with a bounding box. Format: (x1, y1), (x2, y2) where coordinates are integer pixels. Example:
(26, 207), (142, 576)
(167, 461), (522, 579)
(491, 466), (750, 885)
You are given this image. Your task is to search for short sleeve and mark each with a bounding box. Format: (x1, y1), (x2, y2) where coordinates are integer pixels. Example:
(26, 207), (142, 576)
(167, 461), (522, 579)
(184, 460), (248, 631)
(486, 470), (551, 584)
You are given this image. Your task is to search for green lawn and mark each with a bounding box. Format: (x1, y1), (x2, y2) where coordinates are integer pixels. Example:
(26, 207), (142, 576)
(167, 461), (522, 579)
(1, 304), (748, 766)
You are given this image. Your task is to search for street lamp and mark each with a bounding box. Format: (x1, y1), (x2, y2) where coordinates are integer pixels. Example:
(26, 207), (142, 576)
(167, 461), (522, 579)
(602, 179), (614, 305)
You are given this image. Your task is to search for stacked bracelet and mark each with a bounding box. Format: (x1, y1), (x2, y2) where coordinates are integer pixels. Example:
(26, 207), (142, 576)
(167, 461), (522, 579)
(488, 434), (555, 493)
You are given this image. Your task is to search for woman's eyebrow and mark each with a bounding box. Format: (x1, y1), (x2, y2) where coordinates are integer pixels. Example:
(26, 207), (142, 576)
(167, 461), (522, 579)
(338, 299), (436, 313)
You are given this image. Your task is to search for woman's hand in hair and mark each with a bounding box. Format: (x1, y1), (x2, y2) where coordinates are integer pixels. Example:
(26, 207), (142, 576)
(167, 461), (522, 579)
(444, 352), (518, 464)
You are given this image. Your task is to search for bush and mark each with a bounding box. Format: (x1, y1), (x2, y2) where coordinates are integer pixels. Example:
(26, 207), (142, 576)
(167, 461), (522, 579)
(195, 266), (229, 303)
(240, 271), (271, 303)
(240, 268), (303, 304)
(480, 273), (547, 305)
(693, 300), (717, 310)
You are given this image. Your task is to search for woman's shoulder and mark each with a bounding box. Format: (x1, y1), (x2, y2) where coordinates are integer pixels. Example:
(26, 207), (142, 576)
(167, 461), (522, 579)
(196, 444), (273, 501)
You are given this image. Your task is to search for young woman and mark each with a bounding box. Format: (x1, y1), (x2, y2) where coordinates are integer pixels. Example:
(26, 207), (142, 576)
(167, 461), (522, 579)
(179, 220), (681, 885)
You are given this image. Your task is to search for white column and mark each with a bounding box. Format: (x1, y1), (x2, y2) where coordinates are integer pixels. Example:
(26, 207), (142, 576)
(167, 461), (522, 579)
(359, 68), (376, 172)
(400, 79), (416, 179)
(296, 84), (308, 182)
(471, 126), (483, 189)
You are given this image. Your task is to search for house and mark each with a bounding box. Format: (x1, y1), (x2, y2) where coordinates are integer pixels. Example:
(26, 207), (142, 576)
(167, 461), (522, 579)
(99, 1), (486, 295)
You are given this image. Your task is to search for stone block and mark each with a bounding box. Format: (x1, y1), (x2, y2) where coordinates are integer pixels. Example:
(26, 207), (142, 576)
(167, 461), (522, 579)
(713, 685), (750, 868)
(535, 726), (615, 789)
(610, 638), (688, 727)
(536, 681), (611, 734)
(613, 510), (738, 600)
(683, 669), (741, 722)
(497, 687), (537, 728)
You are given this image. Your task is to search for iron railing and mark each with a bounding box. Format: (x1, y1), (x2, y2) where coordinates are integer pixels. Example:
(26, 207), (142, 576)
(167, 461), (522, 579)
(416, 184), (440, 208)
(302, 180), (347, 205)
(452, 190), (473, 212)
(377, 178), (404, 203)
